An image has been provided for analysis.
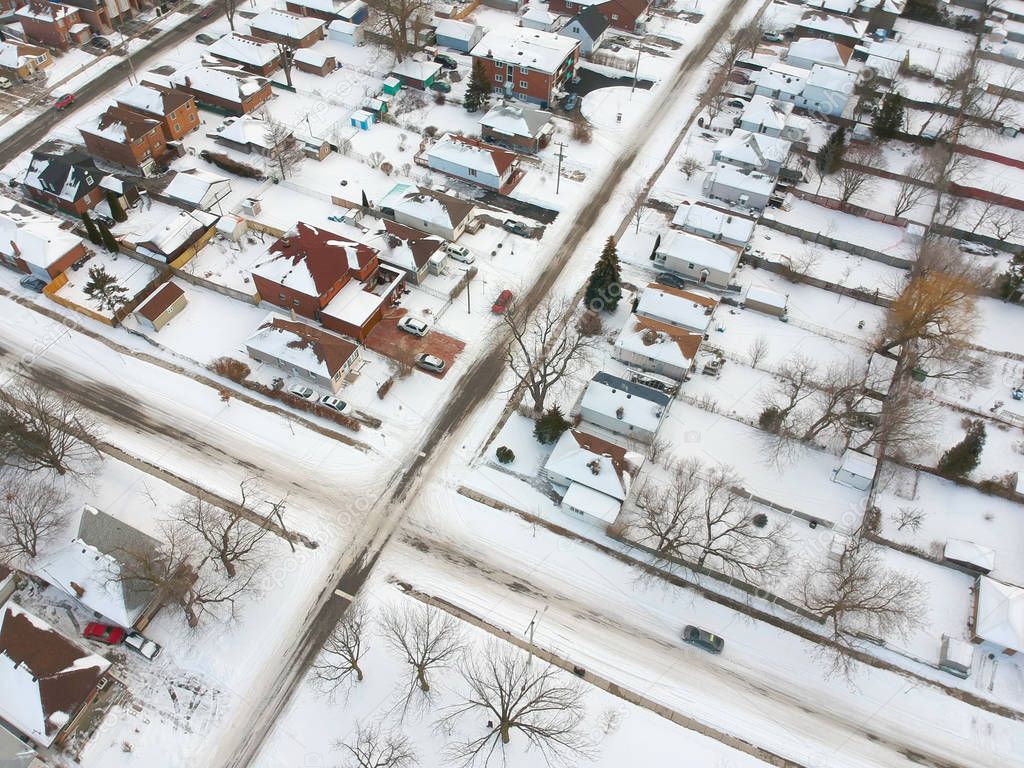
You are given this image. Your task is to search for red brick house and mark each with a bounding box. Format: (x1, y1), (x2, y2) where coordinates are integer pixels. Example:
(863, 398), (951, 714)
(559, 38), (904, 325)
(16, 3), (91, 50)
(115, 83), (199, 141)
(248, 9), (326, 48)
(79, 106), (170, 174)
(160, 66), (273, 116)
(293, 47), (336, 76)
(546, 0), (651, 32)
(471, 28), (580, 108)
(0, 197), (87, 281)
(22, 140), (105, 215)
(207, 33), (282, 76)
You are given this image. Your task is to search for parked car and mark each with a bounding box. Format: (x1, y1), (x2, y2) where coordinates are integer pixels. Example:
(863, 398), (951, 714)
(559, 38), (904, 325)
(19, 275), (47, 293)
(415, 353), (446, 373)
(656, 272), (688, 290)
(561, 93), (578, 111)
(444, 242), (474, 264)
(762, 30), (784, 42)
(434, 54), (458, 70)
(503, 219), (530, 236)
(319, 394), (348, 413)
(726, 98), (746, 108)
(54, 93), (75, 110)
(398, 316), (429, 336)
(92, 36), (111, 50)
(290, 385), (317, 402)
(93, 213), (115, 226)
(429, 80), (451, 93)
(83, 622), (126, 645)
(200, 5), (215, 17)
(681, 625), (724, 654)
(195, 33), (218, 44)
(491, 289), (514, 314)
(124, 631), (161, 660)
(959, 240), (997, 257)
(0, 77), (11, 90)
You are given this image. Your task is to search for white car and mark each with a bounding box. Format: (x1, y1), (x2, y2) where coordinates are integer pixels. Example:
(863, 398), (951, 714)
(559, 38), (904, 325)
(398, 316), (429, 336)
(319, 394), (348, 413)
(445, 242), (475, 264)
(416, 353), (446, 373)
(959, 240), (996, 257)
(290, 385), (317, 401)
(124, 631), (161, 661)
(0, 77), (11, 90)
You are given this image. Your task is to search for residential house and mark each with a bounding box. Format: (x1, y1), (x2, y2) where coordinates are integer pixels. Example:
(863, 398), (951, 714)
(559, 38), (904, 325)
(22, 140), (104, 214)
(833, 449), (876, 490)
(479, 100), (553, 153)
(36, 506), (165, 629)
(376, 183), (478, 240)
(159, 66), (273, 115)
(471, 28), (580, 107)
(578, 371), (670, 444)
(743, 285), (788, 317)
(327, 19), (364, 46)
(712, 129), (792, 176)
(0, 600), (111, 746)
(546, 0), (651, 32)
(163, 168), (232, 212)
(561, 7), (609, 54)
(785, 37), (854, 70)
(752, 63), (808, 105)
(542, 428), (644, 526)
(798, 64), (857, 116)
(293, 47), (336, 75)
(652, 228), (742, 288)
(320, 264), (404, 341)
(435, 18), (484, 53)
(134, 281), (187, 331)
(207, 33), (282, 76)
(702, 163), (777, 212)
(943, 539), (995, 575)
(671, 200), (756, 247)
(853, 39), (909, 82)
(79, 106), (169, 175)
(285, 0), (367, 23)
(249, 9), (326, 48)
(214, 115), (292, 156)
(390, 57), (442, 90)
(133, 209), (218, 263)
(972, 576), (1024, 655)
(62, 0), (136, 32)
(0, 41), (51, 80)
(520, 5), (560, 31)
(795, 11), (869, 47)
(16, 3), (91, 50)
(635, 283), (717, 334)
(613, 315), (703, 381)
(0, 724), (40, 768)
(0, 197), (86, 281)
(246, 313), (360, 391)
(738, 95), (809, 142)
(854, 0), (903, 33)
(365, 219), (446, 285)
(425, 133), (521, 193)
(115, 83), (200, 141)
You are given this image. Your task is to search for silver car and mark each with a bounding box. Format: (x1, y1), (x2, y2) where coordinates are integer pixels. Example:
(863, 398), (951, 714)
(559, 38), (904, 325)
(124, 631), (162, 661)
(416, 353), (446, 373)
(319, 394), (348, 412)
(398, 316), (429, 336)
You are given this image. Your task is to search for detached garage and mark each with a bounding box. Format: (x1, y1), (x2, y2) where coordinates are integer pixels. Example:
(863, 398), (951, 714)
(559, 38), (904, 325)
(434, 19), (484, 53)
(135, 281), (187, 331)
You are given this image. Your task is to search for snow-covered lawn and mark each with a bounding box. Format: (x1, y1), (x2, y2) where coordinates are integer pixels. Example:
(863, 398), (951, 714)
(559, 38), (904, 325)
(54, 252), (159, 320)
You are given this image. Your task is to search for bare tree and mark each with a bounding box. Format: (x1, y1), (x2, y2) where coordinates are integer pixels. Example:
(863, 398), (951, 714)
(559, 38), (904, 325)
(338, 723), (417, 768)
(275, 43), (296, 88)
(800, 534), (925, 678)
(441, 641), (590, 767)
(747, 335), (770, 368)
(852, 379), (938, 457)
(830, 146), (881, 205)
(365, 0), (432, 62)
(314, 603), (369, 694)
(893, 506), (924, 532)
(989, 208), (1024, 244)
(0, 469), (69, 560)
(0, 381), (102, 477)
(758, 354), (818, 434)
(891, 172), (931, 219)
(172, 485), (270, 578)
(263, 117), (304, 180)
(678, 156), (702, 179)
(381, 601), (462, 709)
(503, 297), (596, 417)
(629, 180), (647, 234)
(221, 0), (238, 31)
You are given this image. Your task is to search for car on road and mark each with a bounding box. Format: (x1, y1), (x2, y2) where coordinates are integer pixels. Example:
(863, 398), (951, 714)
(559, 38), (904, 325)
(54, 93), (75, 110)
(561, 93), (578, 111)
(196, 33), (219, 44)
(491, 288), (514, 314)
(398, 316), (429, 336)
(434, 54), (458, 70)
(444, 242), (474, 264)
(19, 275), (47, 293)
(762, 30), (784, 42)
(124, 631), (161, 660)
(319, 394), (348, 412)
(415, 353), (446, 373)
(92, 36), (111, 50)
(290, 385), (317, 402)
(503, 219), (530, 236)
(681, 625), (724, 654)
(655, 272), (688, 290)
(959, 240), (997, 257)
(0, 77), (11, 90)
(429, 80), (451, 93)
(200, 5), (215, 17)
(83, 622), (126, 645)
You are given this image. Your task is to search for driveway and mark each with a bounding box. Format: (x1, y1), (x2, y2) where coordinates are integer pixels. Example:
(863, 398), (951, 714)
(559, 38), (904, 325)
(364, 308), (465, 379)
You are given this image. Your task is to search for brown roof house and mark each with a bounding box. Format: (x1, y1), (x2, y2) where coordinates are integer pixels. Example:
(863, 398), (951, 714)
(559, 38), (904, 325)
(134, 281), (187, 331)
(613, 315), (703, 381)
(375, 183), (478, 241)
(248, 9), (326, 48)
(115, 83), (200, 141)
(157, 65), (272, 116)
(207, 33), (282, 76)
(365, 219), (447, 285)
(79, 105), (171, 176)
(16, 2), (92, 51)
(245, 313), (360, 392)
(0, 599), (111, 746)
(424, 134), (522, 194)
(0, 41), (52, 80)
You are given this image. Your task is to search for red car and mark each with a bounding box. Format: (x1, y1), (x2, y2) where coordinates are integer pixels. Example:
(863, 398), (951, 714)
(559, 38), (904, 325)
(54, 93), (75, 110)
(200, 6), (214, 17)
(83, 622), (126, 645)
(491, 289), (514, 314)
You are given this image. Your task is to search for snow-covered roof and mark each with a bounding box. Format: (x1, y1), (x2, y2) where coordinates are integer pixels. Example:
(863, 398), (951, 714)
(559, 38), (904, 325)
(786, 37), (853, 68)
(427, 133), (517, 178)
(672, 201), (756, 244)
(322, 269), (403, 328)
(944, 539), (996, 572)
(115, 83), (186, 116)
(23, 140), (101, 203)
(839, 449), (876, 479)
(479, 101), (552, 139)
(216, 115), (281, 149)
(705, 163), (777, 196)
(246, 312), (358, 379)
(745, 285), (788, 309)
(797, 10), (869, 38)
(0, 600), (110, 747)
(365, 219), (443, 274)
(580, 371), (670, 435)
(434, 18), (481, 42)
(293, 47), (331, 67)
(138, 209), (217, 257)
(17, 4), (76, 21)
(169, 66), (268, 103)
(657, 230), (742, 273)
(378, 183), (477, 230)
(521, 5), (558, 24)
(329, 19), (358, 34)
(753, 63), (807, 97)
(544, 429), (643, 502)
(562, 482), (622, 524)
(740, 94), (794, 131)
(0, 41), (44, 69)
(0, 197), (82, 272)
(636, 283), (717, 333)
(975, 577), (1024, 653)
(805, 63), (857, 92)
(391, 57), (442, 81)
(287, 0), (344, 13)
(250, 9), (325, 39)
(255, 222), (377, 297)
(472, 28), (579, 74)
(164, 168), (231, 208)
(615, 315), (703, 371)
(209, 33), (280, 67)
(714, 129), (792, 167)
(616, 231), (657, 261)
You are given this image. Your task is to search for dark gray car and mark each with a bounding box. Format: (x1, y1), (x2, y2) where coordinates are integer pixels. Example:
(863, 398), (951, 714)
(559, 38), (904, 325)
(681, 625), (724, 654)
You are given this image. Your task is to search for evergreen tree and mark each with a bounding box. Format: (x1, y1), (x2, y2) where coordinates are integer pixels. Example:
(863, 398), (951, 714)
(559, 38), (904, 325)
(81, 211), (101, 245)
(937, 420), (985, 477)
(815, 127), (846, 177)
(83, 265), (129, 312)
(584, 236), (622, 312)
(96, 219), (119, 252)
(464, 59), (492, 114)
(873, 92), (905, 141)
(533, 406), (571, 444)
(105, 190), (127, 222)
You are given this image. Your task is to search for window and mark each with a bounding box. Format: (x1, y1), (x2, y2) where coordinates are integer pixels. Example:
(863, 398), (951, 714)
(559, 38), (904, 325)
(611, 13), (619, 20)
(520, 66), (528, 74)
(293, 299), (300, 306)
(519, 80), (528, 88)
(468, 168), (477, 177)
(278, 293), (287, 301)
(495, 74), (503, 83)
(173, 123), (180, 132)
(687, 263), (695, 269)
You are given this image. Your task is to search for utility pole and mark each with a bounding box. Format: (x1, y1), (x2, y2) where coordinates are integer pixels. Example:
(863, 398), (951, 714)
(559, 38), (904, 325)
(554, 142), (567, 196)
(524, 606), (547, 668)
(465, 269), (472, 314)
(632, 45), (642, 95)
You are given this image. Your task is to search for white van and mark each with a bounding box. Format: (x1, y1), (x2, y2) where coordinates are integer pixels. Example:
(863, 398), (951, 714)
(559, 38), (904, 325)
(445, 242), (474, 264)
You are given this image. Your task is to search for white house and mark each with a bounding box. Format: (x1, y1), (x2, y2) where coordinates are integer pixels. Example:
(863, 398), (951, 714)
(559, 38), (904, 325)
(520, 5), (561, 31)
(376, 183), (477, 241)
(207, 33), (280, 72)
(327, 19), (365, 45)
(671, 200), (756, 246)
(364, 219), (446, 285)
(972, 576), (1024, 655)
(425, 133), (520, 192)
(798, 64), (857, 116)
(561, 7), (609, 54)
(434, 18), (484, 52)
(635, 283), (718, 334)
(739, 95), (809, 142)
(833, 449), (876, 490)
(479, 100), (553, 153)
(542, 428), (644, 526)
(795, 11), (868, 46)
(578, 371), (671, 444)
(163, 168), (232, 212)
(614, 315), (703, 381)
(711, 129), (792, 176)
(245, 313), (360, 393)
(753, 62), (808, 102)
(785, 37), (854, 70)
(653, 229), (742, 288)
(743, 285), (788, 317)
(702, 163), (776, 212)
